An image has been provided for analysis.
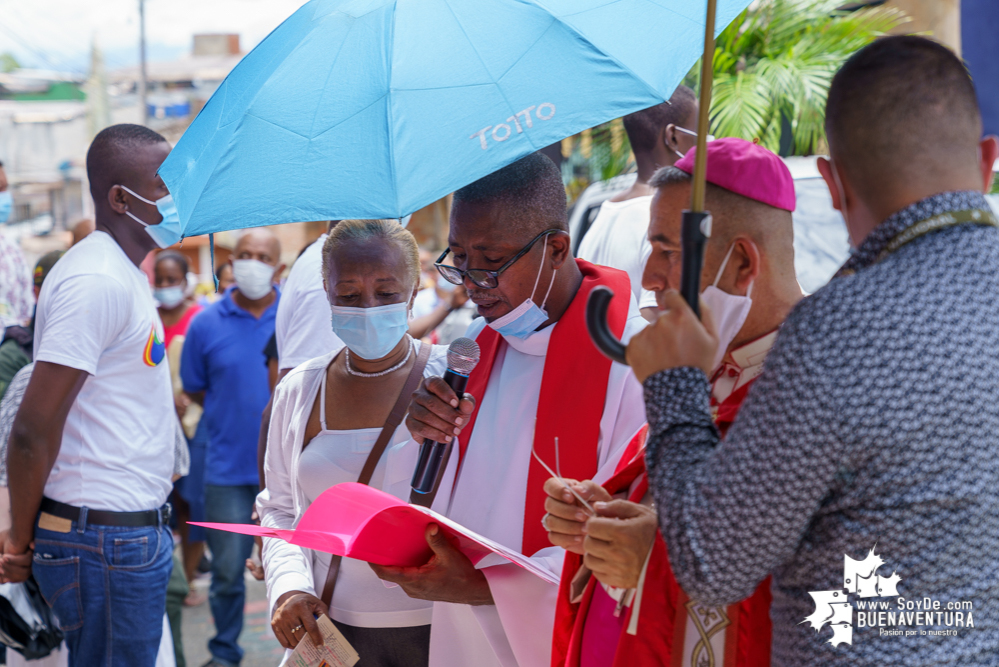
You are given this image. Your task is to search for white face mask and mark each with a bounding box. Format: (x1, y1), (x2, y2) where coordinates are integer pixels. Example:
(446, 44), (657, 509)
(700, 242), (754, 372)
(667, 126), (715, 159)
(232, 259), (275, 300)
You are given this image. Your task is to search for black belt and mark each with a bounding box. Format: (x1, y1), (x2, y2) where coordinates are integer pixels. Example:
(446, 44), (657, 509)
(40, 497), (170, 528)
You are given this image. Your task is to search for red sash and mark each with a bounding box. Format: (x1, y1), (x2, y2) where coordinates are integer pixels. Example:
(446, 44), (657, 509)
(553, 379), (772, 667)
(458, 260), (631, 557)
(710, 370), (755, 436)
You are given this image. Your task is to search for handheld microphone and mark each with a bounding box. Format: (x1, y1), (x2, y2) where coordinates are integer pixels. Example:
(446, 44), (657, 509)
(410, 337), (480, 506)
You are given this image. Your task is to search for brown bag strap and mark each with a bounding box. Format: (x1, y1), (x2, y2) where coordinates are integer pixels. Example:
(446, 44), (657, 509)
(321, 341), (431, 608)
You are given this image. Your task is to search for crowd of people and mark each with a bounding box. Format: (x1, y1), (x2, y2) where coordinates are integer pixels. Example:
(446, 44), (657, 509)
(0, 34), (996, 667)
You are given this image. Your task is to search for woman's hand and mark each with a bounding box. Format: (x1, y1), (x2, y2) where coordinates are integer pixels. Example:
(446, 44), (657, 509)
(271, 590), (329, 649)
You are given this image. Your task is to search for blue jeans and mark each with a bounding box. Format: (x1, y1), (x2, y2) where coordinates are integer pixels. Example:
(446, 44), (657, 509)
(204, 484), (258, 666)
(32, 511), (173, 667)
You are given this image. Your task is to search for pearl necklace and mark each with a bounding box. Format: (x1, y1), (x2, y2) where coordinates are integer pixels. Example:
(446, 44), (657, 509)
(345, 337), (413, 378)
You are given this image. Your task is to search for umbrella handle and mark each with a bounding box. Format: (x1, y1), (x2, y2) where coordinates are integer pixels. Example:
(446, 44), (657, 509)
(684, 0), (717, 321)
(680, 210), (712, 317)
(586, 286), (628, 365)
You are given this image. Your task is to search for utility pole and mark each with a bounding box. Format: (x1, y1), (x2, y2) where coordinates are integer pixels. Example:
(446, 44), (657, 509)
(138, 0), (148, 125)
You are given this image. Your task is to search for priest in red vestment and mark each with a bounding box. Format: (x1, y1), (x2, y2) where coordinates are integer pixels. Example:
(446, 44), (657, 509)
(372, 152), (648, 667)
(545, 139), (804, 667)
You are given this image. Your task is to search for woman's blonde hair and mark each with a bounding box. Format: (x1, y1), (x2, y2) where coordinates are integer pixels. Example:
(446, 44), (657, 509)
(321, 219), (421, 289)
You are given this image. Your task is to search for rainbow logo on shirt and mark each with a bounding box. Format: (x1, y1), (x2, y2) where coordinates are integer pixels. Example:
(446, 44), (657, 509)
(143, 324), (166, 367)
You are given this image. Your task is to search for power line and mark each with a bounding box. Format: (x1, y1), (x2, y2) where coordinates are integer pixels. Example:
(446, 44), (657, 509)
(0, 23), (76, 73)
(2, 5), (130, 74)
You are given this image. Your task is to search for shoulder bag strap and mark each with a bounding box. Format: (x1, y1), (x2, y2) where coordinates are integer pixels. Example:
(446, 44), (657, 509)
(320, 341), (431, 608)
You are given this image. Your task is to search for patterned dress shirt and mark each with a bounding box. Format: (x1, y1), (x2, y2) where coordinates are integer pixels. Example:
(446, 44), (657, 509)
(644, 191), (999, 666)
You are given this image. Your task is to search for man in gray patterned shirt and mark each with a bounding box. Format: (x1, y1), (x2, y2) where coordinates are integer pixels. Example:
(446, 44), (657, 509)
(627, 36), (999, 665)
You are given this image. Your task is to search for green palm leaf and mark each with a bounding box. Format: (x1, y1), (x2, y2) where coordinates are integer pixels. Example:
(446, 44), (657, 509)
(710, 70), (774, 145)
(701, 0), (910, 155)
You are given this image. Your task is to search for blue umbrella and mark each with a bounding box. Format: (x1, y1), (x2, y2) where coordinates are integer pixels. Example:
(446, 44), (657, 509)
(160, 0), (750, 237)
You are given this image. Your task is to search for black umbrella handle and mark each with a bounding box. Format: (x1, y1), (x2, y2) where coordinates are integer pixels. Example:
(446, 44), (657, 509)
(586, 286), (628, 365)
(680, 210), (712, 317)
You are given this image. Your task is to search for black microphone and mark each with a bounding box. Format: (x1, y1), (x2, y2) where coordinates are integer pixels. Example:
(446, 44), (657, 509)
(410, 337), (480, 506)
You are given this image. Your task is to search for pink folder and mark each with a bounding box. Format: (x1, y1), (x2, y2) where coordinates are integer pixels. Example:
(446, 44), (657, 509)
(193, 482), (558, 585)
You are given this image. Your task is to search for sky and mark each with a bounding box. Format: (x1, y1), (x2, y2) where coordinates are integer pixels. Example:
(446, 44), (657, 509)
(0, 0), (307, 74)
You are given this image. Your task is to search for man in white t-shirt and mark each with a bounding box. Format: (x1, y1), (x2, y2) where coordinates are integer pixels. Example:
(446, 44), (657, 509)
(0, 124), (179, 666)
(275, 224), (344, 374)
(576, 85), (700, 320)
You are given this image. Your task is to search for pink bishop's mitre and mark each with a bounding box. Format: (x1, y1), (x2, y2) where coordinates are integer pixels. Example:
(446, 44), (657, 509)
(674, 137), (796, 212)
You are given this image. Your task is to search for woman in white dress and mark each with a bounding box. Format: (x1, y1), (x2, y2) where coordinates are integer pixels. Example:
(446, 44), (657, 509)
(258, 220), (448, 666)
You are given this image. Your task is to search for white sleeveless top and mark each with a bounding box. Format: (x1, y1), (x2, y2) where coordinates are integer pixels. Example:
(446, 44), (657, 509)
(296, 348), (434, 628)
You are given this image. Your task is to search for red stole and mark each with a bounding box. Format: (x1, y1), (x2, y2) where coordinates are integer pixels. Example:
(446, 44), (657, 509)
(552, 379), (772, 667)
(459, 259), (631, 557)
(710, 369), (756, 436)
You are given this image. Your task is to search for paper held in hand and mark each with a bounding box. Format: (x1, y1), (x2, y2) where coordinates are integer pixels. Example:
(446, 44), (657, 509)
(192, 482), (559, 585)
(287, 615), (359, 667)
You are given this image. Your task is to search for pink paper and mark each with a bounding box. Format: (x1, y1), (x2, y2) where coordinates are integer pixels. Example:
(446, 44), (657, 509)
(192, 482), (558, 584)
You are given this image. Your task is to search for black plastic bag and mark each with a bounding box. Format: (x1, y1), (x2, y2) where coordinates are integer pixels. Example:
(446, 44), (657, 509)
(0, 576), (64, 659)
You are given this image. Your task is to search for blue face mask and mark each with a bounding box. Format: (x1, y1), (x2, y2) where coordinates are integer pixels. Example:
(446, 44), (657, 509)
(153, 285), (186, 309)
(0, 191), (12, 224)
(119, 185), (183, 249)
(330, 301), (411, 361)
(488, 235), (557, 340)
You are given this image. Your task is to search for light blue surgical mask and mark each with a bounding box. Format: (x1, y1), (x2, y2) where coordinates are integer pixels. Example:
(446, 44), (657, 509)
(119, 185), (183, 249)
(330, 301), (411, 361)
(0, 191), (12, 224)
(488, 234), (557, 340)
(153, 285), (186, 309)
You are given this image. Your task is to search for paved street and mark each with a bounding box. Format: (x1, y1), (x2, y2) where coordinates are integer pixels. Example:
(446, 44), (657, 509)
(180, 573), (285, 667)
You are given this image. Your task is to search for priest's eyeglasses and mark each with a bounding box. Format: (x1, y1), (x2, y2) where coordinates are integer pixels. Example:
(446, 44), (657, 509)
(435, 228), (562, 289)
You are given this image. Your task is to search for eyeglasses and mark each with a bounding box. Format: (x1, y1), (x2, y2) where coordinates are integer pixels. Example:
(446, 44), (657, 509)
(435, 228), (562, 289)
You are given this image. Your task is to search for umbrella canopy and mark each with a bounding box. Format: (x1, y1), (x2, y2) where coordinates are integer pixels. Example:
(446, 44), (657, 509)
(160, 0), (750, 237)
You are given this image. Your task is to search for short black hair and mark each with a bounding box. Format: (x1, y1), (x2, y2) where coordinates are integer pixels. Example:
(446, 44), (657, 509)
(155, 249), (189, 275)
(622, 85), (697, 155)
(826, 36), (981, 198)
(86, 124), (167, 203)
(453, 152), (567, 234)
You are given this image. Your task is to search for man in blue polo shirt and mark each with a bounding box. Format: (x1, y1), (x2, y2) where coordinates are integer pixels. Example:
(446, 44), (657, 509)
(181, 227), (284, 667)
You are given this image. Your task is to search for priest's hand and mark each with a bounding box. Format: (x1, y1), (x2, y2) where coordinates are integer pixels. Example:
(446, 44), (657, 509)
(583, 500), (658, 589)
(370, 524), (494, 606)
(406, 376), (476, 445)
(543, 478), (611, 555)
(626, 290), (718, 383)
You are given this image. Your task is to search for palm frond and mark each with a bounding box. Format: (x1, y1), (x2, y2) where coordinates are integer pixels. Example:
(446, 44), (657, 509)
(709, 70), (774, 144)
(697, 0), (911, 155)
